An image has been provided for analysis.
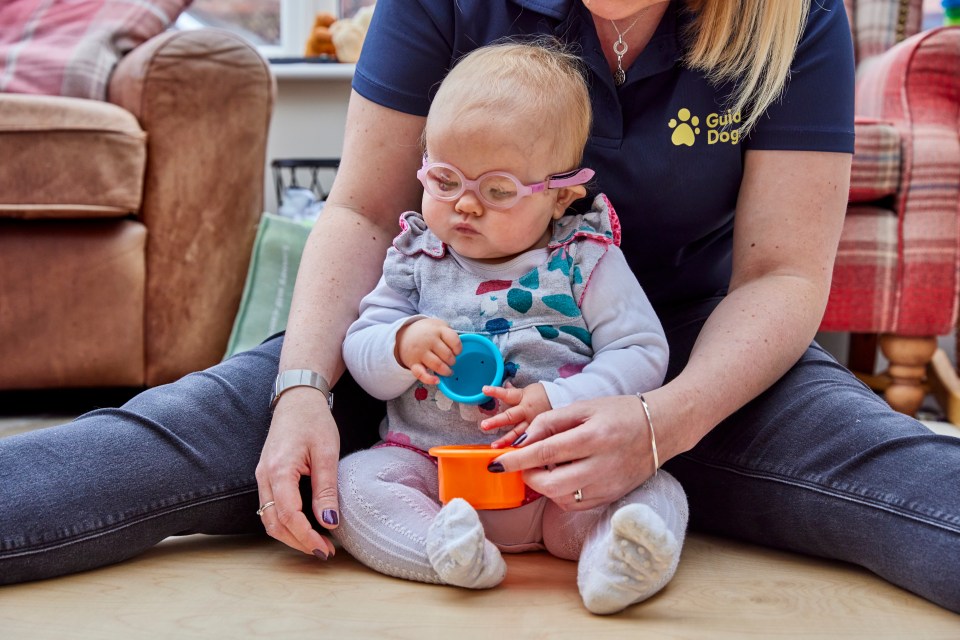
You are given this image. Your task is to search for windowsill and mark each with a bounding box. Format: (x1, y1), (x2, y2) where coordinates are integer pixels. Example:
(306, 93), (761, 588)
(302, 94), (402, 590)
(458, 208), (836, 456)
(269, 59), (356, 80)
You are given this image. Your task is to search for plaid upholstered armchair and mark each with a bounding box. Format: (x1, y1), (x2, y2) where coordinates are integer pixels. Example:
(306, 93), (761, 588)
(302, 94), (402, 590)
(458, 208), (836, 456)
(819, 0), (960, 417)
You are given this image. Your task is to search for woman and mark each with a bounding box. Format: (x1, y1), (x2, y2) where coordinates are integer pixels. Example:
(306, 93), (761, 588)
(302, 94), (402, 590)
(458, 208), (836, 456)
(3, 0), (958, 613)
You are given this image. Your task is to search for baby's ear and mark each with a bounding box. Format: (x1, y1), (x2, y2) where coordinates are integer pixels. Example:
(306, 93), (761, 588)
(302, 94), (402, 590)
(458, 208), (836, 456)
(553, 185), (587, 219)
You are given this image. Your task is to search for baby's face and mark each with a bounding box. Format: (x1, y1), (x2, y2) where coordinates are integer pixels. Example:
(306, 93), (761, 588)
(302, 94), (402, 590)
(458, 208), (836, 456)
(421, 119), (573, 264)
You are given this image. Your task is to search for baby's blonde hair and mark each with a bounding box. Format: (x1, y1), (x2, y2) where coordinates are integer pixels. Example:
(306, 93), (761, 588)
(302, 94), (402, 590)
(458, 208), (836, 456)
(425, 39), (592, 170)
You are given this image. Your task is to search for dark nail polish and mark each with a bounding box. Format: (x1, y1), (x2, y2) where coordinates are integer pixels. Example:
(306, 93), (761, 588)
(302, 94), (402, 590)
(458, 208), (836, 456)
(487, 461), (505, 473)
(313, 548), (328, 561)
(511, 433), (528, 446)
(322, 509), (339, 526)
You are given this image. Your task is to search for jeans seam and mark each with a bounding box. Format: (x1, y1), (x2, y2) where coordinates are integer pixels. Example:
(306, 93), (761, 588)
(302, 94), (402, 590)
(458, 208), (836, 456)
(0, 485), (259, 560)
(679, 453), (960, 535)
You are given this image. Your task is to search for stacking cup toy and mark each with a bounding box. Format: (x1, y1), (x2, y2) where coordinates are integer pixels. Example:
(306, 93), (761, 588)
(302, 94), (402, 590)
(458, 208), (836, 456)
(437, 334), (504, 404)
(428, 445), (524, 509)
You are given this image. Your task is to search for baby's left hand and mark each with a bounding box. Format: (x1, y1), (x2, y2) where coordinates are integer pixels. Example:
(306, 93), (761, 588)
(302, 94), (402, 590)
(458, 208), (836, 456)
(480, 383), (552, 448)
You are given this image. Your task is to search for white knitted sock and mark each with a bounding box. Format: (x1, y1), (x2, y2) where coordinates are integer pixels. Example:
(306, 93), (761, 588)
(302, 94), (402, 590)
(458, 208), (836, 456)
(577, 471), (687, 614)
(426, 498), (507, 589)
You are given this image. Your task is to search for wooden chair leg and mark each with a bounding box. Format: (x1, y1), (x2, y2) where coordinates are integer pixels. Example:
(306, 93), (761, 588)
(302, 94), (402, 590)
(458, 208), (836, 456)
(878, 335), (938, 416)
(927, 348), (960, 425)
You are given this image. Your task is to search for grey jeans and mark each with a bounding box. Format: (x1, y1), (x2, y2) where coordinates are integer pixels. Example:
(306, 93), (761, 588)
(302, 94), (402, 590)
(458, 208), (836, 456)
(2, 310), (959, 613)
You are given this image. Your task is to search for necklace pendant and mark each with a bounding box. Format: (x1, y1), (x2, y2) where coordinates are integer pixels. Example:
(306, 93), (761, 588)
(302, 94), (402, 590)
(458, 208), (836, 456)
(614, 68), (626, 87)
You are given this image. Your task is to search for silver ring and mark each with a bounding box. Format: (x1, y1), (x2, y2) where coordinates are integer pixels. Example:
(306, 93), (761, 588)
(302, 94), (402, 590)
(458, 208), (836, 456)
(573, 489), (583, 503)
(256, 500), (276, 516)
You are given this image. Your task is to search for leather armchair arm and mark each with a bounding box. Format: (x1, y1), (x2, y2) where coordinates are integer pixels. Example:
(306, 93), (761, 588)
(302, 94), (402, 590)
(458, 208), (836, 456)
(108, 29), (276, 385)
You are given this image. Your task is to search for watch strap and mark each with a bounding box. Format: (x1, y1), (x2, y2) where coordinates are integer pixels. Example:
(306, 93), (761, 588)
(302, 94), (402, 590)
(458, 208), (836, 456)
(270, 369), (334, 410)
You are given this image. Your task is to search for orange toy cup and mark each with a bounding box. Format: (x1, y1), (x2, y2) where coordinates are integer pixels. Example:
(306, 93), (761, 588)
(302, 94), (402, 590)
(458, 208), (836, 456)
(428, 445), (524, 510)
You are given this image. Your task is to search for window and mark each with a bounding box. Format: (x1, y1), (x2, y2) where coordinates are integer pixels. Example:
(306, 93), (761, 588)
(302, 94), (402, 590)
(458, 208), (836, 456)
(177, 0), (342, 59)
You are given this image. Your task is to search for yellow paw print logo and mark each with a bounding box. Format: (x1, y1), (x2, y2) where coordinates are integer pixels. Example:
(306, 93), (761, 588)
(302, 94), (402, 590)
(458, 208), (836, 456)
(668, 108), (700, 147)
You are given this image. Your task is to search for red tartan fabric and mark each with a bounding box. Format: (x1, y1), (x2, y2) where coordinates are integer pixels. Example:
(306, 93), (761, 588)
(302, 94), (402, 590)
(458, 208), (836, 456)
(0, 0), (192, 100)
(825, 205), (900, 331)
(849, 118), (901, 202)
(822, 24), (960, 335)
(845, 0), (924, 64)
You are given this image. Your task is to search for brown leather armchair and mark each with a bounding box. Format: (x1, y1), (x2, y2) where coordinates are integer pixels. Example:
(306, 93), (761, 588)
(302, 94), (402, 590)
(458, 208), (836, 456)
(0, 29), (275, 390)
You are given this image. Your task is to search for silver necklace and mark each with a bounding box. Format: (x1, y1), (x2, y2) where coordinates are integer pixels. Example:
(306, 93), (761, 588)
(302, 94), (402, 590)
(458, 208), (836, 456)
(610, 12), (646, 87)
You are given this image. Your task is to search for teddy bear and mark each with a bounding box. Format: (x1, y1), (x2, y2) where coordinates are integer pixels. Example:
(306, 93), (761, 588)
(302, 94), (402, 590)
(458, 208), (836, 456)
(304, 11), (337, 58)
(329, 3), (375, 63)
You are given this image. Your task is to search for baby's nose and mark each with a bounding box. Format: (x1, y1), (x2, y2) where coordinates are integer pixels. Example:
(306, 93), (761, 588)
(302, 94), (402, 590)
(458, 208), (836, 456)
(455, 190), (485, 215)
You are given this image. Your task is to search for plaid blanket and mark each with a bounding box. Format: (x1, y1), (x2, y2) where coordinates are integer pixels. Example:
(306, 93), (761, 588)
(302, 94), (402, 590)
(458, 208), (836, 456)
(844, 0), (925, 63)
(0, 0), (192, 99)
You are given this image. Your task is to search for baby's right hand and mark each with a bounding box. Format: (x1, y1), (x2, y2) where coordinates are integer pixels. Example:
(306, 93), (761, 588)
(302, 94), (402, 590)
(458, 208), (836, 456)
(395, 318), (461, 385)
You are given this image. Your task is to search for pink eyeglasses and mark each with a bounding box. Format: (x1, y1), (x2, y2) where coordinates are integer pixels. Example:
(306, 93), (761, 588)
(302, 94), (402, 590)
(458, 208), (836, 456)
(417, 157), (594, 210)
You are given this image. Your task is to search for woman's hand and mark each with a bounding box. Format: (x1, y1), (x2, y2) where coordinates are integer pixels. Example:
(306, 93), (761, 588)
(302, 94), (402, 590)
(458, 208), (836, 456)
(488, 394), (659, 510)
(395, 318), (461, 385)
(254, 388), (341, 560)
(479, 383), (552, 445)
(254, 93), (426, 558)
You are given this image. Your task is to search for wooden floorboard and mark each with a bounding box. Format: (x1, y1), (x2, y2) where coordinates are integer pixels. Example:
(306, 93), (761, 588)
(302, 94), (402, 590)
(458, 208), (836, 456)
(2, 412), (959, 638)
(1, 532), (958, 639)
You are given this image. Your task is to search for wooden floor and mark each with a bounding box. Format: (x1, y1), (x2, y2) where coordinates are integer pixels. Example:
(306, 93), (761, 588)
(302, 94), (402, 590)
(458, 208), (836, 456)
(2, 409), (959, 638)
(2, 531), (958, 639)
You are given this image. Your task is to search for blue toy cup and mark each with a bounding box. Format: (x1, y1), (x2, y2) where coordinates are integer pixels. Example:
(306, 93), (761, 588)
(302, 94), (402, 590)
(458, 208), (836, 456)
(437, 334), (504, 404)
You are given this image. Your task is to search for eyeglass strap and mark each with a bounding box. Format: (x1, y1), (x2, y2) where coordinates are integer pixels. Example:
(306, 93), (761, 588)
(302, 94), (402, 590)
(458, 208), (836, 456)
(547, 168), (595, 189)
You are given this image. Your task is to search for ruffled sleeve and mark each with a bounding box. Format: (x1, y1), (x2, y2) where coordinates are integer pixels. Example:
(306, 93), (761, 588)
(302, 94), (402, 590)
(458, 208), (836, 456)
(391, 211), (446, 258)
(548, 193), (622, 249)
(383, 211), (445, 304)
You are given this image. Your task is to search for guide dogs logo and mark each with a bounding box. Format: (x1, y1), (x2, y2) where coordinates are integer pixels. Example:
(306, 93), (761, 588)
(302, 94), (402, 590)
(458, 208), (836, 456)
(668, 108), (742, 146)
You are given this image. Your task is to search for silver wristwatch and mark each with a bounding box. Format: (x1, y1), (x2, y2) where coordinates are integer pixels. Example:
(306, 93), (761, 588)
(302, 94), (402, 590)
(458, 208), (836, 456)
(270, 369), (334, 410)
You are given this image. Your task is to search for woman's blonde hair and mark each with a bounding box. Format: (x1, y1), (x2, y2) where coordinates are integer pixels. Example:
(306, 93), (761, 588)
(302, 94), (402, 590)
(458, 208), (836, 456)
(425, 39), (592, 169)
(683, 0), (811, 134)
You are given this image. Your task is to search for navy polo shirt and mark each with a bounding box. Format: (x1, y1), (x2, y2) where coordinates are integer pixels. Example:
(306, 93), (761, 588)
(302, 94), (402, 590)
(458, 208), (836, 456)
(353, 0), (855, 313)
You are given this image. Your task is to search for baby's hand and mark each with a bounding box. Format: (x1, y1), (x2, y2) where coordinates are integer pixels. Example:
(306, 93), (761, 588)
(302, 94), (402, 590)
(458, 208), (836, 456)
(395, 318), (461, 385)
(480, 383), (552, 448)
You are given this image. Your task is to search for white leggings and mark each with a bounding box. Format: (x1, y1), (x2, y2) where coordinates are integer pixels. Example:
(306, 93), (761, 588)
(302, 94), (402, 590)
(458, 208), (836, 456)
(332, 445), (687, 584)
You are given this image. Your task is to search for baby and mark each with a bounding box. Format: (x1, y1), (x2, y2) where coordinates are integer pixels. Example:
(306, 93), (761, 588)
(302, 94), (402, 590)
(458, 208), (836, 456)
(335, 40), (688, 615)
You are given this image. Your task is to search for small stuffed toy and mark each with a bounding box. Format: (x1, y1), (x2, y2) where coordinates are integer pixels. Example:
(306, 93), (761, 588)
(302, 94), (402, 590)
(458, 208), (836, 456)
(330, 3), (375, 63)
(304, 12), (337, 58)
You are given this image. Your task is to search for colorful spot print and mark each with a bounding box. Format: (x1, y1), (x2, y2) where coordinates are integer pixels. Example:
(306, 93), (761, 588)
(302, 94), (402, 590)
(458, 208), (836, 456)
(435, 391), (453, 411)
(518, 269), (539, 289)
(547, 252), (572, 276)
(476, 280), (512, 295)
(543, 294), (580, 317)
(558, 363), (585, 378)
(480, 296), (499, 317)
(559, 326), (592, 347)
(507, 288), (533, 313)
(536, 325), (560, 339)
(485, 318), (512, 334)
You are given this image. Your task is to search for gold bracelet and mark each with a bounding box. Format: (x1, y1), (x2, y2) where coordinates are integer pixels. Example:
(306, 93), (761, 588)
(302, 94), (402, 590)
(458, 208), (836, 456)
(637, 393), (659, 475)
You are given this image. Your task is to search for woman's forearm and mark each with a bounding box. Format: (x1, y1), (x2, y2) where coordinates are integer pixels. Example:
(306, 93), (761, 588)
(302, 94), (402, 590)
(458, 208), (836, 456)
(647, 149), (849, 461)
(649, 273), (830, 458)
(278, 207), (394, 384)
(275, 91), (428, 387)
